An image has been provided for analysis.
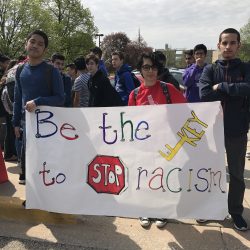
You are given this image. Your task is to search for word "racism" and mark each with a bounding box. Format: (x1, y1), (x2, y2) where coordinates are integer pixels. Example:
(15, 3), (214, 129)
(136, 166), (226, 193)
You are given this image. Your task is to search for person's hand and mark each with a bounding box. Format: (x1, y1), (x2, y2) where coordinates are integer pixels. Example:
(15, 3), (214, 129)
(213, 84), (219, 91)
(25, 100), (37, 112)
(195, 58), (204, 67)
(14, 127), (21, 138)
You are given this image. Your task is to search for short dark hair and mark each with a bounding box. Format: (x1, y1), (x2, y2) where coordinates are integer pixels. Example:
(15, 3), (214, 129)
(66, 63), (76, 69)
(51, 53), (65, 62)
(0, 54), (10, 63)
(90, 46), (102, 58)
(74, 56), (86, 70)
(184, 50), (193, 57)
(85, 54), (99, 65)
(26, 30), (49, 48)
(193, 44), (207, 55)
(137, 52), (162, 72)
(219, 28), (241, 43)
(112, 51), (124, 60)
(153, 51), (166, 65)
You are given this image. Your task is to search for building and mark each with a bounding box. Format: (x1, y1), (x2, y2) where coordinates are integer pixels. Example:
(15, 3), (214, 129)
(156, 44), (216, 68)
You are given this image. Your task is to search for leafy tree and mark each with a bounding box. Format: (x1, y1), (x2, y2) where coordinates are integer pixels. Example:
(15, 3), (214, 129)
(124, 41), (152, 69)
(42, 0), (97, 61)
(101, 32), (131, 67)
(0, 0), (50, 57)
(101, 32), (152, 71)
(0, 0), (96, 61)
(239, 19), (250, 62)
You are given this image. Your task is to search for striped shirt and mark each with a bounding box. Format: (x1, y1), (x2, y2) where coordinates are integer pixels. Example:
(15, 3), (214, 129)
(73, 72), (90, 107)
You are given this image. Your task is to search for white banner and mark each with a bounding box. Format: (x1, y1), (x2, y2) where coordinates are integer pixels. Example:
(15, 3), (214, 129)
(26, 102), (228, 220)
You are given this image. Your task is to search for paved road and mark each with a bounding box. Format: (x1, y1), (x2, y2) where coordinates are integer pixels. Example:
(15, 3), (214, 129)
(1, 150), (250, 249)
(0, 236), (92, 250)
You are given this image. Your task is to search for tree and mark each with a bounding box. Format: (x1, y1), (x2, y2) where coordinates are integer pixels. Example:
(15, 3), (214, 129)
(124, 41), (152, 69)
(42, 0), (97, 61)
(0, 0), (96, 61)
(101, 32), (152, 71)
(239, 19), (250, 62)
(0, 0), (50, 57)
(101, 32), (131, 68)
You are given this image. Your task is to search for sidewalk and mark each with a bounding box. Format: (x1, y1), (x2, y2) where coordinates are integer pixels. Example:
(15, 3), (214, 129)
(1, 150), (250, 249)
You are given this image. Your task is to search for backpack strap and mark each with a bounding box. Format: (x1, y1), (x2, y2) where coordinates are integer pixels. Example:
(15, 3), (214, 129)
(133, 87), (140, 104)
(160, 81), (171, 104)
(15, 63), (25, 83)
(44, 63), (54, 96)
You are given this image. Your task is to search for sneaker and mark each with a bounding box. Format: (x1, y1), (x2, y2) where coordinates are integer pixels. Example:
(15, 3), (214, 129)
(139, 217), (151, 228)
(231, 214), (248, 231)
(155, 218), (167, 228)
(19, 179), (26, 185)
(196, 219), (208, 223)
(4, 155), (18, 161)
(17, 161), (21, 168)
(19, 174), (25, 185)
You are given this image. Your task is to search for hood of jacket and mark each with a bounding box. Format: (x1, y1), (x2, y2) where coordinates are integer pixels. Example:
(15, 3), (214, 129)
(117, 64), (132, 75)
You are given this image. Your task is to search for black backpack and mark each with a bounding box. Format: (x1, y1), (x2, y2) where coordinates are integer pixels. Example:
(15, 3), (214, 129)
(0, 84), (8, 117)
(120, 71), (141, 89)
(131, 72), (141, 88)
(1, 65), (18, 115)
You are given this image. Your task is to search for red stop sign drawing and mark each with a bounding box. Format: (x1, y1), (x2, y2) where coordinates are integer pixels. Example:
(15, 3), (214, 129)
(87, 155), (128, 195)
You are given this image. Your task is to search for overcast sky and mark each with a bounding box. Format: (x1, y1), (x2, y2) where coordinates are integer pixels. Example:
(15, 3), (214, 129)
(82, 0), (250, 50)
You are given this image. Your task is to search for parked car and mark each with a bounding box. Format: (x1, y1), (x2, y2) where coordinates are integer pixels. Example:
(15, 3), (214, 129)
(169, 68), (184, 86)
(169, 68), (185, 93)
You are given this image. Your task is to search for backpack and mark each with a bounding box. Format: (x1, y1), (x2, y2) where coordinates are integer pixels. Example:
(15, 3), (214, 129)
(1, 62), (53, 115)
(133, 81), (171, 104)
(1, 84), (14, 114)
(0, 65), (18, 115)
(131, 72), (141, 88)
(0, 84), (8, 117)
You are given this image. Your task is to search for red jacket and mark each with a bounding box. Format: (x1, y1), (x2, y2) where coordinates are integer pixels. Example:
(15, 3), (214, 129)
(128, 80), (186, 106)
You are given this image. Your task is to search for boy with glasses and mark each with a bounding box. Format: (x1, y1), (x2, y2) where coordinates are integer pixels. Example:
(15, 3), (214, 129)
(183, 44), (207, 102)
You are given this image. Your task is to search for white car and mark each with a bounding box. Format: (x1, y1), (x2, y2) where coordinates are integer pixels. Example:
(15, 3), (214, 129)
(169, 68), (184, 86)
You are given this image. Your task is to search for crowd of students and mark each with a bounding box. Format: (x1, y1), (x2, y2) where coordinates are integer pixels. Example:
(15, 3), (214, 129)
(0, 27), (250, 232)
